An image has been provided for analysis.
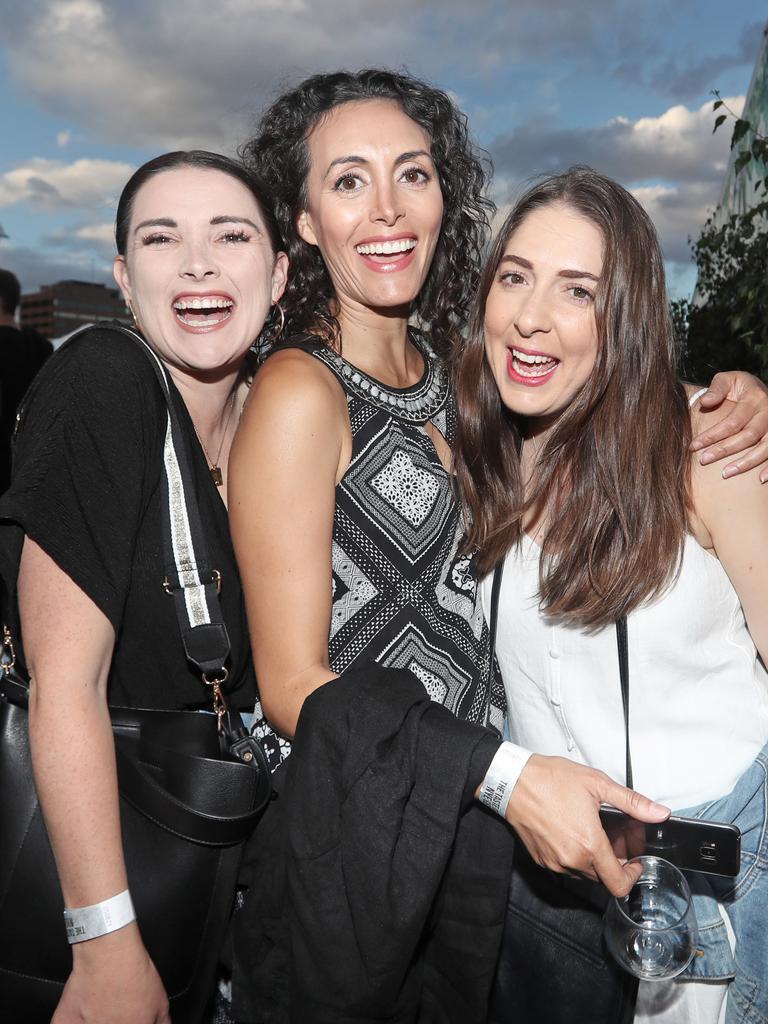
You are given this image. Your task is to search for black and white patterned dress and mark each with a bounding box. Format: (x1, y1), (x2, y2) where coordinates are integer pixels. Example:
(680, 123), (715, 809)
(254, 333), (506, 770)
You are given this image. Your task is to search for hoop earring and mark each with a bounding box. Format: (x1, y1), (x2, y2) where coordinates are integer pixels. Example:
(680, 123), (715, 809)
(250, 301), (286, 362)
(270, 301), (285, 341)
(126, 301), (139, 330)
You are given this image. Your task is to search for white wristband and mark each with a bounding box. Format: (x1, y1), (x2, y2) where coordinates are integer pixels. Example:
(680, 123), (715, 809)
(478, 741), (533, 819)
(64, 889), (136, 944)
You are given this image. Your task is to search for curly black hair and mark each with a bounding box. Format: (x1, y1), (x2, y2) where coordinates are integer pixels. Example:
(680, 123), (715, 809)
(240, 69), (493, 356)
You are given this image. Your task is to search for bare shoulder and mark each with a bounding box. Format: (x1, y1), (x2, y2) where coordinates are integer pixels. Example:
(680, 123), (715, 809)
(231, 346), (351, 495)
(239, 347), (348, 441)
(689, 395), (768, 542)
(687, 388), (737, 436)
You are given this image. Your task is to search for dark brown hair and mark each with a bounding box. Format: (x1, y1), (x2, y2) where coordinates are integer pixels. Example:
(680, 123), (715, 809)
(454, 166), (691, 630)
(240, 69), (493, 354)
(115, 150), (281, 256)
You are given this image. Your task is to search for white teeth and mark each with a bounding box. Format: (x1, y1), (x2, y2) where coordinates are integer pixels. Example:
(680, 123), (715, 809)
(355, 238), (417, 255)
(512, 348), (555, 365)
(173, 297), (234, 311)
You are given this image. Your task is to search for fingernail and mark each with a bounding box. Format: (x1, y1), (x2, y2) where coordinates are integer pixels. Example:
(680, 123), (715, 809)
(651, 801), (670, 814)
(690, 440), (703, 451)
(722, 465), (738, 479)
(699, 452), (714, 465)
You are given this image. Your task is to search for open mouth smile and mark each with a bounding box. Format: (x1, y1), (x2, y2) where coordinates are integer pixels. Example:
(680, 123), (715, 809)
(354, 236), (417, 273)
(172, 294), (235, 332)
(507, 346), (560, 387)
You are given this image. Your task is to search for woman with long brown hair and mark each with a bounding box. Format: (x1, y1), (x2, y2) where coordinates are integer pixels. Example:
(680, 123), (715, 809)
(454, 166), (768, 1024)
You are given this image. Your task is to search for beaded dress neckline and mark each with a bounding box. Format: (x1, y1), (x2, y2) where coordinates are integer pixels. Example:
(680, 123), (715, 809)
(308, 331), (450, 424)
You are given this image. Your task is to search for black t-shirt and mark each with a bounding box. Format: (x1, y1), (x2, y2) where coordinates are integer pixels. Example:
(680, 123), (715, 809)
(0, 325), (256, 711)
(0, 324), (53, 493)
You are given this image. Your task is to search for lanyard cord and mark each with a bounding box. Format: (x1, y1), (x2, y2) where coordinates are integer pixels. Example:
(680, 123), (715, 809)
(616, 617), (632, 789)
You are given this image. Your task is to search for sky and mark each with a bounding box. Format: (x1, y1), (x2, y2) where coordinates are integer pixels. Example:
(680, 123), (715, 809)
(0, 0), (764, 302)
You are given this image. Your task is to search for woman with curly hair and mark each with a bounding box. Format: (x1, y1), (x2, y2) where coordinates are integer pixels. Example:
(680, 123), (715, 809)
(231, 68), (506, 766)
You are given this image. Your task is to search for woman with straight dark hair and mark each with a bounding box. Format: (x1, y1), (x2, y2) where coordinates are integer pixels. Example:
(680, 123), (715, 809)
(0, 150), (287, 1024)
(454, 166), (768, 1024)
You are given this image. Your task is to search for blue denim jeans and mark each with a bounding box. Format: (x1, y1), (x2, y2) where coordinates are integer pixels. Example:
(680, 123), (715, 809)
(677, 742), (768, 1024)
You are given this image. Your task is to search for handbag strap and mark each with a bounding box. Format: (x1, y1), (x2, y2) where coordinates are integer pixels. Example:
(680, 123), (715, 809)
(111, 325), (231, 679)
(488, 557), (505, 662)
(100, 327), (266, 757)
(616, 617), (633, 790)
(2, 322), (233, 709)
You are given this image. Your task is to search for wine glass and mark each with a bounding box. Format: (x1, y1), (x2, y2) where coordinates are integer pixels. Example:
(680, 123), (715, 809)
(604, 856), (698, 980)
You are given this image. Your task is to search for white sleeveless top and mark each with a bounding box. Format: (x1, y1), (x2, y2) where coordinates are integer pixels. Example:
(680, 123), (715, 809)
(481, 399), (768, 808)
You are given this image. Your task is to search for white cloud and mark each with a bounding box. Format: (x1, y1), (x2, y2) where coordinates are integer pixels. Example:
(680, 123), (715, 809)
(0, 158), (133, 211)
(630, 183), (718, 263)
(489, 97), (747, 275)
(72, 222), (114, 246)
(0, 0), (637, 151)
(492, 96), (745, 188)
(56, 130), (72, 148)
(44, 220), (116, 255)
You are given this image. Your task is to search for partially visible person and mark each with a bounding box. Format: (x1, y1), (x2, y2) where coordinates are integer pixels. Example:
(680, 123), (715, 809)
(0, 151), (287, 1024)
(454, 166), (768, 1024)
(0, 267), (53, 492)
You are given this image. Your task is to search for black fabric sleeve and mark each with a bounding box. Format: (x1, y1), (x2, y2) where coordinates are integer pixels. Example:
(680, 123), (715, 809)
(0, 327), (165, 634)
(463, 732), (504, 813)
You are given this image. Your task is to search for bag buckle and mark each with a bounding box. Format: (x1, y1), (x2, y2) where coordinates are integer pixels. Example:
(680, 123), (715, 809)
(1, 625), (16, 671)
(202, 667), (230, 730)
(163, 569), (221, 595)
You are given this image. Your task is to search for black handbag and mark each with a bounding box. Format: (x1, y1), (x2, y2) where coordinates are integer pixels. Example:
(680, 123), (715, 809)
(0, 325), (271, 1024)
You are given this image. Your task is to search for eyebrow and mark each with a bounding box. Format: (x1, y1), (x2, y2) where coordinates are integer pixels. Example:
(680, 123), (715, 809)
(209, 215), (262, 233)
(133, 217), (176, 233)
(132, 215), (261, 234)
(500, 254), (599, 281)
(323, 149), (433, 178)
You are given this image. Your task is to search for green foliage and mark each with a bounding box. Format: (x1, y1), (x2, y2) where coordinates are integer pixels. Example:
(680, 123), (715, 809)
(678, 93), (768, 382)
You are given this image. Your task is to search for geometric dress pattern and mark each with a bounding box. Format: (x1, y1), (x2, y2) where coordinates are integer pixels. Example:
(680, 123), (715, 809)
(253, 333), (506, 771)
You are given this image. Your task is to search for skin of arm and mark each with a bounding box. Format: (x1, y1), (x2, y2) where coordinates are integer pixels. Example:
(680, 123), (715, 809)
(228, 349), (350, 738)
(694, 371), (768, 480)
(689, 397), (768, 663)
(19, 538), (169, 1024)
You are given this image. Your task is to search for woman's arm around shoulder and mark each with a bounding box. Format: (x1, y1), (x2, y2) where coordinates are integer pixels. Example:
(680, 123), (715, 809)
(229, 348), (350, 738)
(692, 370), (768, 480)
(690, 396), (768, 662)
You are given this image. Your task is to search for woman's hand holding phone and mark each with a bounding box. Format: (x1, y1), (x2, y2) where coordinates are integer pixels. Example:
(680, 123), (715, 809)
(503, 754), (671, 897)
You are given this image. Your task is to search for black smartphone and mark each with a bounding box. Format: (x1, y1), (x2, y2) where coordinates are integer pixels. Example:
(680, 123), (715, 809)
(599, 804), (741, 878)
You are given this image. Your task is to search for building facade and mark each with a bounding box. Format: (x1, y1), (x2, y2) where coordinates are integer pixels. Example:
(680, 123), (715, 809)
(20, 280), (130, 340)
(716, 24), (768, 221)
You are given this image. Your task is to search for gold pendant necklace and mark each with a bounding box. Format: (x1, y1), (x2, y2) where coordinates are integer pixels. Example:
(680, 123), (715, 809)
(194, 395), (237, 487)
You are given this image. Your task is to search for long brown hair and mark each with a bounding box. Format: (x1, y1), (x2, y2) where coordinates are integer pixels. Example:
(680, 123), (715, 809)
(454, 167), (691, 630)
